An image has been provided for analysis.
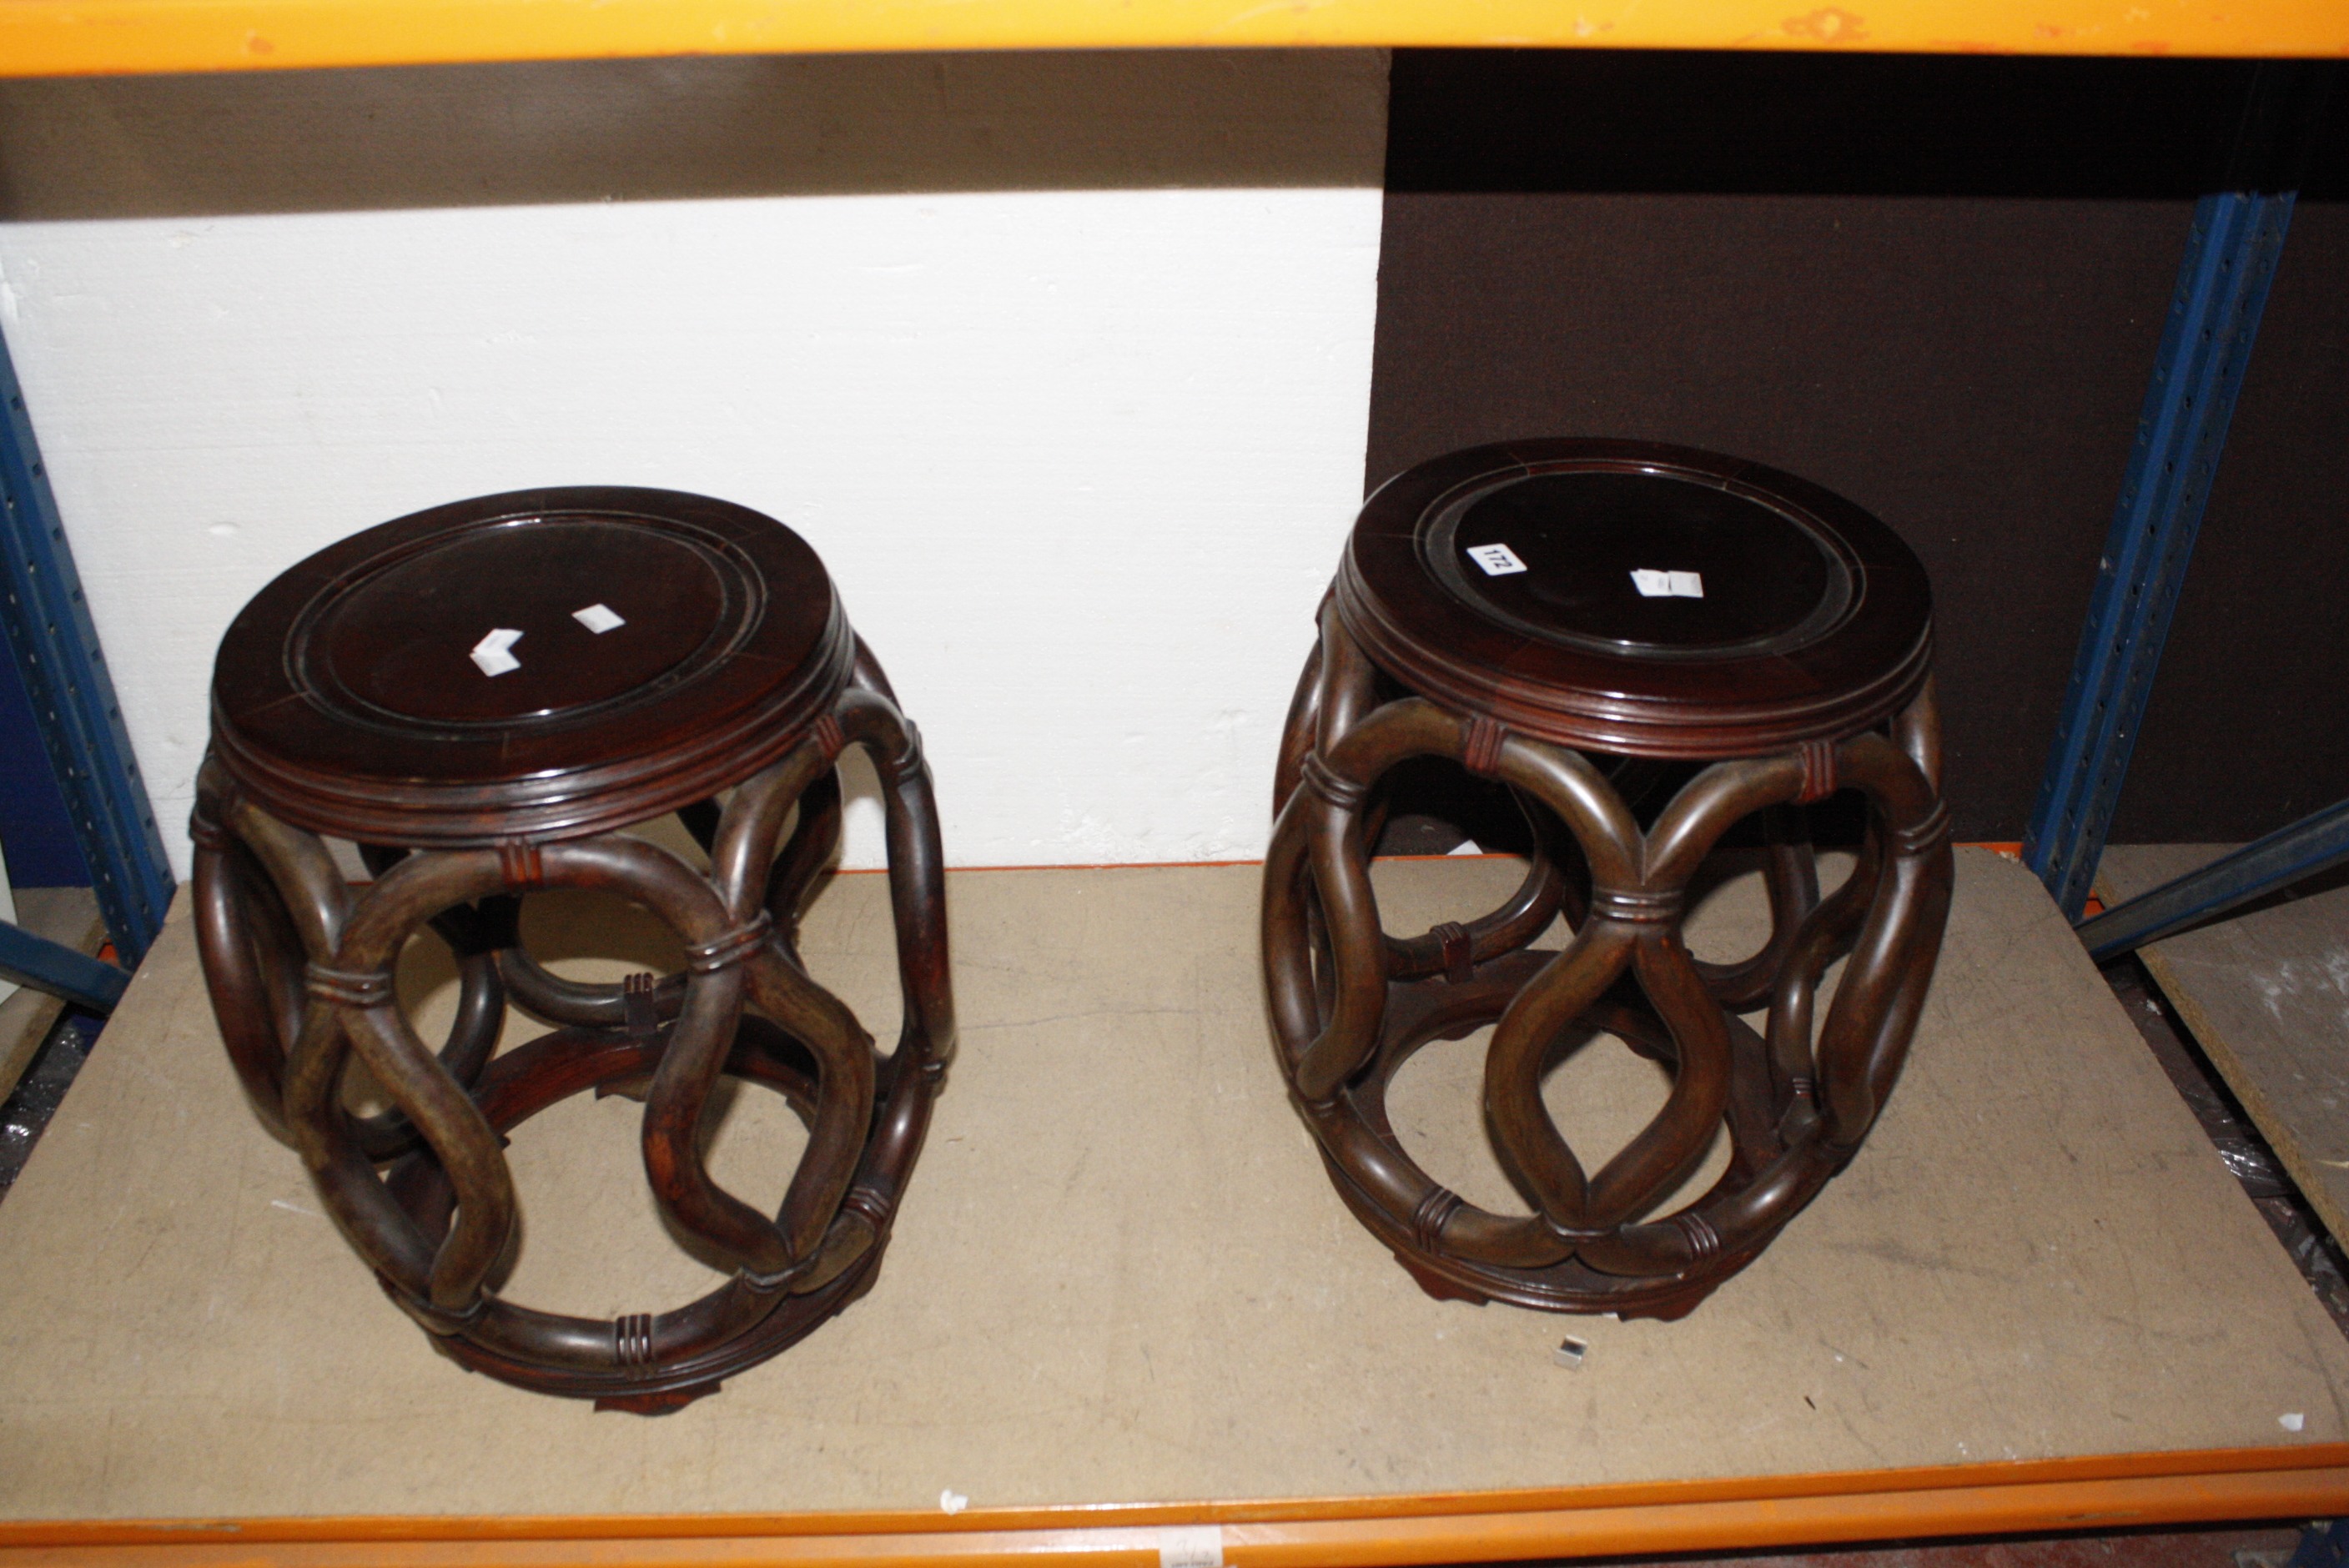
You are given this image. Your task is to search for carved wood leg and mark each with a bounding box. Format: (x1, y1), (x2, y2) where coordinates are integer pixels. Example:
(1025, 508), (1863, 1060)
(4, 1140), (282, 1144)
(1263, 622), (1952, 1319)
(192, 672), (956, 1409)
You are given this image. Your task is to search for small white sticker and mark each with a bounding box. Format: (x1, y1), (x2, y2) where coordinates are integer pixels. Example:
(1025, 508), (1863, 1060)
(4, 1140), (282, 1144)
(573, 602), (625, 634)
(2282, 1412), (2306, 1432)
(1158, 1525), (1225, 1568)
(1466, 542), (1527, 576)
(1630, 569), (1705, 599)
(938, 1489), (968, 1514)
(470, 627), (523, 677)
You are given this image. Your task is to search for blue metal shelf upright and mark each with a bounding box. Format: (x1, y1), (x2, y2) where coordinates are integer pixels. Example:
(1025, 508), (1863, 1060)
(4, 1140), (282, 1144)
(0, 324), (174, 983)
(2025, 61), (2341, 952)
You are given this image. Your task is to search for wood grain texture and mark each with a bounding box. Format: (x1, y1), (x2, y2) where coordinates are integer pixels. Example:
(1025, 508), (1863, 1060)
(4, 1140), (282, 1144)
(189, 495), (952, 1405)
(1335, 440), (1934, 756)
(205, 487), (858, 847)
(1270, 444), (1950, 1315)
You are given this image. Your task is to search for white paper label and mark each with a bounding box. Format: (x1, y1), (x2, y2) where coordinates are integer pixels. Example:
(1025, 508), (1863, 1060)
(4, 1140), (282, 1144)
(573, 602), (626, 634)
(1158, 1525), (1225, 1568)
(1630, 569), (1704, 599)
(470, 627), (523, 676)
(1466, 542), (1527, 576)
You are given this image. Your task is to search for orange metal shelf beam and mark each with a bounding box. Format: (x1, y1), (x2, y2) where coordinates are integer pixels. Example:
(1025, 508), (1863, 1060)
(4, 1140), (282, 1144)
(0, 0), (2345, 78)
(5, 1445), (2347, 1566)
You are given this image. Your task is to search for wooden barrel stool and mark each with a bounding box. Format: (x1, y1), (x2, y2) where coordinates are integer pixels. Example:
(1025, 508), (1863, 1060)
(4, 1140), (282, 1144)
(191, 486), (953, 1411)
(1262, 440), (1952, 1321)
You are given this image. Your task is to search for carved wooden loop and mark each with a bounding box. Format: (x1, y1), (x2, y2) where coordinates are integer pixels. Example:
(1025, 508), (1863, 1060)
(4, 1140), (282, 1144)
(1261, 570), (1953, 1320)
(194, 545), (953, 1409)
(1587, 887), (1683, 926)
(304, 963), (395, 1008)
(622, 972), (659, 1039)
(1893, 799), (1954, 858)
(1674, 1210), (1723, 1263)
(1461, 714), (1508, 779)
(1412, 1187), (1464, 1252)
(1797, 739), (1839, 804)
(188, 805), (233, 852)
(399, 1289), (490, 1335)
(615, 1313), (656, 1372)
(687, 912), (776, 974)
(199, 764), (945, 1404)
(497, 840), (546, 889)
(888, 719), (924, 778)
(840, 1182), (893, 1234)
(1300, 752), (1371, 812)
(1432, 922), (1473, 985)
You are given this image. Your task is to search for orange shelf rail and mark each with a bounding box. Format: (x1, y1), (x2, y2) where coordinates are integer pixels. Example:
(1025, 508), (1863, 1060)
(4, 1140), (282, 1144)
(6, 1445), (2348, 1566)
(1, 0), (2345, 78)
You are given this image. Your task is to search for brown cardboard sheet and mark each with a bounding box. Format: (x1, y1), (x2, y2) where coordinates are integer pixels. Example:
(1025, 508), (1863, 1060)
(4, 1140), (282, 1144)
(1, 847), (2342, 1522)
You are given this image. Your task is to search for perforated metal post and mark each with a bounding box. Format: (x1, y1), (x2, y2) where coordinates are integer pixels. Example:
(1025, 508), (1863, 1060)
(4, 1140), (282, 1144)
(0, 329), (175, 965)
(2023, 64), (2326, 921)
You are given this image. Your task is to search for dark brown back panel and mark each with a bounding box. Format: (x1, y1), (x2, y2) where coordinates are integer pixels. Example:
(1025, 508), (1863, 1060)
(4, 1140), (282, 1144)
(1370, 51), (2346, 843)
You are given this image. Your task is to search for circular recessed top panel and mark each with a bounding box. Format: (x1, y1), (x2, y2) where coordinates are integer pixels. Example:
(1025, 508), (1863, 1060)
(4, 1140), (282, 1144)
(303, 518), (736, 730)
(1426, 470), (1849, 659)
(210, 488), (858, 846)
(1338, 440), (1933, 757)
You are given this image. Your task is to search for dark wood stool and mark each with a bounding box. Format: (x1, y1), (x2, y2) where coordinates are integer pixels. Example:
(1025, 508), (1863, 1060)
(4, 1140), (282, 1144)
(192, 487), (953, 1411)
(1263, 440), (1951, 1321)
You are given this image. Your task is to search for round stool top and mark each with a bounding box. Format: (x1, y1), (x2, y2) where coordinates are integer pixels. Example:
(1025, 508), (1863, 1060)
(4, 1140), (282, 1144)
(209, 487), (857, 847)
(1335, 440), (1933, 757)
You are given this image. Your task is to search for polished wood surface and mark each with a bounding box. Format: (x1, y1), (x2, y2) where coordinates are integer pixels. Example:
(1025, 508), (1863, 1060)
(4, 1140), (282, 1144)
(1267, 440), (1953, 1318)
(209, 487), (858, 847)
(190, 488), (953, 1409)
(1337, 440), (1934, 760)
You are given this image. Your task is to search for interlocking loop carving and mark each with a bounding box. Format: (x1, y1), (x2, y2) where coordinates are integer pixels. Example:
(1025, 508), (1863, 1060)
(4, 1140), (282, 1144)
(192, 651), (954, 1408)
(1262, 608), (1954, 1319)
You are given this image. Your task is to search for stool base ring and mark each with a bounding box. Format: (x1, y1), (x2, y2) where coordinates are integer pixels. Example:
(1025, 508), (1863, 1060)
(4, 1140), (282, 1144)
(1311, 952), (1783, 1323)
(385, 1018), (911, 1410)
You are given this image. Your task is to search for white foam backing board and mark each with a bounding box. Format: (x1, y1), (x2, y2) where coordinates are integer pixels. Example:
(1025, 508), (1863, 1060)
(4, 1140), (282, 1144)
(0, 51), (1388, 877)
